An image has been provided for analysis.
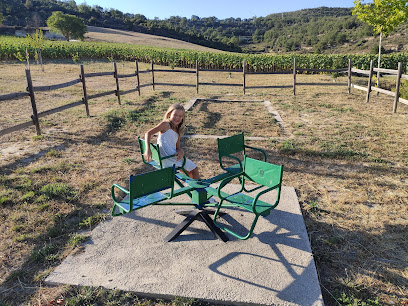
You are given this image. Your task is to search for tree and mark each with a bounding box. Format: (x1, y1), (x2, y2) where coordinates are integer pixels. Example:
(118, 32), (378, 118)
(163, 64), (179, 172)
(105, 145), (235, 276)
(46, 11), (87, 41)
(27, 29), (46, 71)
(353, 0), (408, 88)
(0, 13), (3, 25)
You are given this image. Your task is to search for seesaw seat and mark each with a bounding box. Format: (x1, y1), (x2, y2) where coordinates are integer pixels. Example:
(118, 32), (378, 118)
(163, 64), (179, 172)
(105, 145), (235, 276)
(111, 167), (193, 216)
(213, 156), (283, 240)
(217, 132), (267, 174)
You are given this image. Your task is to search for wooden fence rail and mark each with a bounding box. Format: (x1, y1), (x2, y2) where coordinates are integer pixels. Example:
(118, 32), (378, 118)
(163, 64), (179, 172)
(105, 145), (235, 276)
(350, 59), (408, 113)
(1, 58), (407, 138)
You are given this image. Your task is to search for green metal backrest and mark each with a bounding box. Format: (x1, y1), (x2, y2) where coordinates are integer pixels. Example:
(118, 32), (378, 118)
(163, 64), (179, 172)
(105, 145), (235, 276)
(244, 157), (283, 188)
(217, 132), (245, 157)
(138, 137), (162, 168)
(129, 167), (175, 200)
(217, 133), (245, 170)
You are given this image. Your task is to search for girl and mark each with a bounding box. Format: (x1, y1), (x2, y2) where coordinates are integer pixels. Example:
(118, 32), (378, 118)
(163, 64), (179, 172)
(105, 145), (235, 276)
(143, 103), (200, 179)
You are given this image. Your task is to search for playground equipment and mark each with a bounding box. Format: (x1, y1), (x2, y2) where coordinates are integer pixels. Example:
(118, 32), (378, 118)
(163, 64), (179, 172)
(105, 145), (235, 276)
(217, 132), (267, 174)
(111, 133), (283, 241)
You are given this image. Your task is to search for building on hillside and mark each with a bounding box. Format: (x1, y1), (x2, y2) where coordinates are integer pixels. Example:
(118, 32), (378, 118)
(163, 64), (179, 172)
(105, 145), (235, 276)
(0, 26), (65, 40)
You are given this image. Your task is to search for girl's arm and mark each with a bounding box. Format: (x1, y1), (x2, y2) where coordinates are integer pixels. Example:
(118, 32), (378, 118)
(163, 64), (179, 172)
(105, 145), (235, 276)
(143, 121), (168, 161)
(175, 135), (184, 161)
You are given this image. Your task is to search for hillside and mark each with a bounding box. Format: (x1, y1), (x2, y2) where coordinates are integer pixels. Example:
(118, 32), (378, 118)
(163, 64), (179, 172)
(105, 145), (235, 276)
(84, 26), (222, 52)
(1, 1), (408, 54)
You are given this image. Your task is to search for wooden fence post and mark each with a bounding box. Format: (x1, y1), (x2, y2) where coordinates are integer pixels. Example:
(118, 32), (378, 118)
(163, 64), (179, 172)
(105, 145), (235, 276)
(293, 58), (296, 96)
(243, 60), (246, 95)
(196, 60), (199, 94)
(26, 49), (30, 70)
(366, 60), (373, 103)
(113, 62), (121, 104)
(151, 60), (155, 91)
(135, 60), (141, 96)
(80, 64), (90, 116)
(348, 58), (352, 94)
(393, 62), (402, 113)
(25, 69), (41, 135)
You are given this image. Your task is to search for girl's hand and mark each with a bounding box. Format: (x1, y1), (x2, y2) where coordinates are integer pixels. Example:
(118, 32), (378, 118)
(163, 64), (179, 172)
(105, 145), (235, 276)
(144, 149), (152, 162)
(176, 148), (184, 161)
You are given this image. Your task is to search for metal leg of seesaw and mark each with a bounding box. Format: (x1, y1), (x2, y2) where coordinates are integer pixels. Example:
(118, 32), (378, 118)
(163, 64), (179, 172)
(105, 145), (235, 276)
(163, 209), (229, 242)
(164, 188), (229, 242)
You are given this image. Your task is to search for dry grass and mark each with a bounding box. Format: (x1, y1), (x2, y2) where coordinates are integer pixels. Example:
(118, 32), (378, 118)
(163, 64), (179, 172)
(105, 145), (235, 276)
(84, 26), (222, 52)
(0, 60), (408, 305)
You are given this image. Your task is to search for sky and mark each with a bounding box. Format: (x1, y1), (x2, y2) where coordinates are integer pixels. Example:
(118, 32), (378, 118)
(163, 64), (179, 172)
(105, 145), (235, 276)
(79, 0), (359, 20)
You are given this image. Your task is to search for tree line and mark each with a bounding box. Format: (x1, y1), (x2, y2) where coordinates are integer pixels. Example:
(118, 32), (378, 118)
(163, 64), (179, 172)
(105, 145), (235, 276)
(1, 0), (407, 53)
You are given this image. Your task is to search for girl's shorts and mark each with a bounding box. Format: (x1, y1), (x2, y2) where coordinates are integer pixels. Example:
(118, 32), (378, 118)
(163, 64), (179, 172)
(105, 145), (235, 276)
(161, 157), (197, 172)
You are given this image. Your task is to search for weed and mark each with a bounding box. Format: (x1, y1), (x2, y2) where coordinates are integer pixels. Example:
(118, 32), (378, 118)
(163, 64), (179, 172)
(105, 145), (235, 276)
(40, 183), (77, 201)
(0, 195), (13, 206)
(32, 135), (45, 141)
(14, 233), (32, 242)
(5, 269), (29, 283)
(38, 202), (49, 210)
(123, 157), (136, 164)
(332, 106), (354, 113)
(33, 268), (53, 282)
(103, 109), (127, 133)
(79, 214), (106, 229)
(278, 140), (298, 153)
(46, 149), (62, 158)
(31, 165), (56, 173)
(11, 224), (25, 232)
(336, 292), (381, 306)
(67, 233), (89, 248)
(30, 243), (59, 263)
(21, 191), (35, 202)
(15, 176), (32, 190)
(309, 200), (319, 211)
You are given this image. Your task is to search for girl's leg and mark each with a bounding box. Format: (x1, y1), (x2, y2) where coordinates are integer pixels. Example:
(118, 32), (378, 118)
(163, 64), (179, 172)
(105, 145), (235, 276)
(187, 167), (200, 179)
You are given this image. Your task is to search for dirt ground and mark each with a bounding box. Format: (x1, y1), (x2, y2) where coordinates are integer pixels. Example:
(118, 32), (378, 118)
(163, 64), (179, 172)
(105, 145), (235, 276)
(0, 61), (408, 305)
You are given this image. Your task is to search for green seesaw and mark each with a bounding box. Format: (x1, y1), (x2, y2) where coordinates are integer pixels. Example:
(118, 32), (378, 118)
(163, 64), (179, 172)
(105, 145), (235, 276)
(111, 133), (284, 241)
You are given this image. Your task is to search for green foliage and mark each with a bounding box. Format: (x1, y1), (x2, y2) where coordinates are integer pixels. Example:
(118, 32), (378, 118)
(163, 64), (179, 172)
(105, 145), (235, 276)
(72, 51), (80, 63)
(14, 51), (26, 62)
(337, 291), (381, 305)
(353, 0), (408, 70)
(67, 233), (89, 248)
(30, 243), (59, 263)
(40, 183), (77, 201)
(103, 109), (127, 133)
(79, 214), (106, 229)
(46, 11), (87, 41)
(352, 0), (408, 36)
(26, 29), (45, 63)
(400, 79), (408, 99)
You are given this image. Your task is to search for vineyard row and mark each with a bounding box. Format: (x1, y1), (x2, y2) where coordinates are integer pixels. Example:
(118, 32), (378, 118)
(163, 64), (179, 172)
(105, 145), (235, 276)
(1, 37), (408, 72)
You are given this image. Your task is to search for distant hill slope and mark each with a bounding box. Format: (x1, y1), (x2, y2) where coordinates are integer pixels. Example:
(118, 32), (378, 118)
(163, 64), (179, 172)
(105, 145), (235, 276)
(2, 0), (408, 54)
(85, 26), (223, 52)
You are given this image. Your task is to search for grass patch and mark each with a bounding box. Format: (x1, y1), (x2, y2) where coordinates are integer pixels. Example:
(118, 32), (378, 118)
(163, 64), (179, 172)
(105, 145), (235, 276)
(40, 183), (78, 201)
(67, 233), (90, 248)
(62, 286), (205, 306)
(30, 243), (59, 263)
(79, 214), (106, 229)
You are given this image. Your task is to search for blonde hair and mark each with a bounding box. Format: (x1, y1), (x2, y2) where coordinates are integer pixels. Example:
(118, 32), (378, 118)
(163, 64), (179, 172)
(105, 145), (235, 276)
(163, 103), (185, 136)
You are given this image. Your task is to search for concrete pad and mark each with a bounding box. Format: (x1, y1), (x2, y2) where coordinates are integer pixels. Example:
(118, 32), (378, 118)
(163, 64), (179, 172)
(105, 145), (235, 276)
(46, 185), (323, 305)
